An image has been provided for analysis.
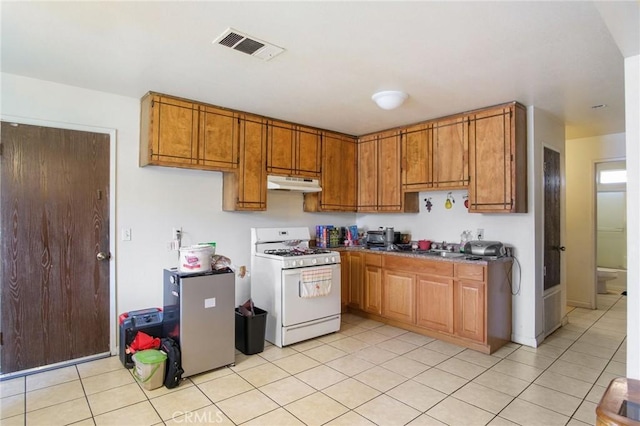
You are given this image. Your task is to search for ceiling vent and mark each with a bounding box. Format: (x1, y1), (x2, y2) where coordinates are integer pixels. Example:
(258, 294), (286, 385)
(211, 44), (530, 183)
(213, 28), (285, 61)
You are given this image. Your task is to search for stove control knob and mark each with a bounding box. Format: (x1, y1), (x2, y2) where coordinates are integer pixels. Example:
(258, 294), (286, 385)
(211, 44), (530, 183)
(330, 256), (336, 263)
(300, 259), (305, 266)
(325, 257), (330, 263)
(312, 258), (317, 265)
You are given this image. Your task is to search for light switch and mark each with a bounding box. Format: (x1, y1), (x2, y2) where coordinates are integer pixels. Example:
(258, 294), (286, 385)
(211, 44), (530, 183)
(122, 228), (132, 241)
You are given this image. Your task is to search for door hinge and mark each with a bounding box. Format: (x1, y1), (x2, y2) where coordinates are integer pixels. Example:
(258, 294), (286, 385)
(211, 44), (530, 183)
(1, 331), (3, 345)
(543, 266), (546, 277)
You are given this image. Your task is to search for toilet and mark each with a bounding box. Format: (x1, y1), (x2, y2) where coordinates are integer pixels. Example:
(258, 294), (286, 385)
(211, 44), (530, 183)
(597, 267), (618, 294)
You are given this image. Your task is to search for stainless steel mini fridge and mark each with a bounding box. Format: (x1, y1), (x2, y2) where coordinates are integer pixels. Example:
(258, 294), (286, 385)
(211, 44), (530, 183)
(163, 268), (235, 377)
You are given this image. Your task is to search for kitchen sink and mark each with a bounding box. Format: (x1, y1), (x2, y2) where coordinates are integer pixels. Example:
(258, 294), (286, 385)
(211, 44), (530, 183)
(438, 252), (466, 258)
(413, 249), (466, 258)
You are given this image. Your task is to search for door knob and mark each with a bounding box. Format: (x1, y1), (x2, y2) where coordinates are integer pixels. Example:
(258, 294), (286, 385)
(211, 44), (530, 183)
(556, 246), (566, 252)
(96, 252), (111, 261)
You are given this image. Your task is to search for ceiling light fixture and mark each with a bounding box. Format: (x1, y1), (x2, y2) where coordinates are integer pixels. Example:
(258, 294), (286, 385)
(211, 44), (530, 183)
(372, 91), (408, 110)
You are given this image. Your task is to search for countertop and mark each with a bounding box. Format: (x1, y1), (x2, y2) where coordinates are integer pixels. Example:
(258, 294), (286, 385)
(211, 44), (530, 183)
(334, 246), (512, 265)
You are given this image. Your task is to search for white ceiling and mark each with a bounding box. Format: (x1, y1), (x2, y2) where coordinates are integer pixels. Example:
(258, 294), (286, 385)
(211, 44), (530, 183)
(1, 1), (638, 139)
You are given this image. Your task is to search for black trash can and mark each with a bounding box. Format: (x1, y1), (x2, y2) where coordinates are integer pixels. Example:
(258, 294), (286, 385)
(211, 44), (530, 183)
(235, 307), (267, 355)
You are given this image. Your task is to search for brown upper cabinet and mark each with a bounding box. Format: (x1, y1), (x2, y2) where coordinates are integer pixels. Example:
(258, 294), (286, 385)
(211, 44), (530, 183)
(200, 105), (240, 170)
(304, 131), (357, 212)
(222, 114), (267, 211)
(401, 115), (470, 192)
(140, 92), (527, 214)
(432, 116), (469, 189)
(357, 130), (418, 213)
(402, 123), (433, 191)
(468, 102), (527, 213)
(266, 121), (321, 178)
(140, 92), (239, 171)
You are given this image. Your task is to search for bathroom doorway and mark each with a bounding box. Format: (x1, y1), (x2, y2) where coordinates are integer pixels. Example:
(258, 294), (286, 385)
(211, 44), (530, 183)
(595, 160), (627, 307)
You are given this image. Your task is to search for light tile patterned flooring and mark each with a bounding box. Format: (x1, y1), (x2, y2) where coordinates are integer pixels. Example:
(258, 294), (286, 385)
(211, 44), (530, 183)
(0, 293), (627, 425)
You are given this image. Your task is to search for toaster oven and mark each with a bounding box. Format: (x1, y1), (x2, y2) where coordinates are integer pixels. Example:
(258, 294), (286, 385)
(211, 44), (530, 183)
(366, 230), (401, 247)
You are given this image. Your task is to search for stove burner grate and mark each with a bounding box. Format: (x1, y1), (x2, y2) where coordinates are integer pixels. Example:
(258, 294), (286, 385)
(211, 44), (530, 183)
(264, 248), (333, 257)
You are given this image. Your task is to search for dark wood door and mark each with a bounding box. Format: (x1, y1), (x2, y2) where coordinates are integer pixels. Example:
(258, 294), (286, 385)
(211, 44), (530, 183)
(544, 147), (562, 290)
(1, 122), (110, 374)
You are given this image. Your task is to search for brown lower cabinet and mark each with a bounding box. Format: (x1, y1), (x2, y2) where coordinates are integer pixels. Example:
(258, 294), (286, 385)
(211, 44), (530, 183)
(416, 274), (454, 333)
(363, 253), (382, 315)
(341, 250), (512, 354)
(346, 252), (363, 309)
(383, 269), (415, 324)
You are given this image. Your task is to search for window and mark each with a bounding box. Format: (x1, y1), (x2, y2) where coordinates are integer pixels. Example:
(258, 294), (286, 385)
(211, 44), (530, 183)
(599, 169), (627, 184)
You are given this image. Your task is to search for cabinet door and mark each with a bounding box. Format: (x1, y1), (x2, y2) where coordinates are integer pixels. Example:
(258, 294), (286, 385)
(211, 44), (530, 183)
(224, 114), (267, 211)
(432, 116), (468, 189)
(377, 130), (402, 212)
(416, 275), (453, 333)
(454, 280), (485, 342)
(296, 126), (322, 178)
(305, 132), (356, 212)
(199, 105), (239, 171)
(266, 121), (295, 176)
(357, 135), (378, 212)
(363, 265), (382, 315)
(340, 136), (358, 210)
(382, 270), (415, 324)
(468, 104), (527, 213)
(402, 124), (432, 191)
(348, 252), (363, 309)
(149, 95), (199, 166)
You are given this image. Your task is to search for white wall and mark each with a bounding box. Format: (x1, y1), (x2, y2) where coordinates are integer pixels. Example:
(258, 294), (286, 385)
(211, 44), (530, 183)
(0, 73), (357, 317)
(624, 54), (639, 379)
(565, 133), (626, 308)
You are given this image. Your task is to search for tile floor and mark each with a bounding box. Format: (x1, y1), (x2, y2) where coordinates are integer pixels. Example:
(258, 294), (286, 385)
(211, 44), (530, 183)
(0, 293), (627, 426)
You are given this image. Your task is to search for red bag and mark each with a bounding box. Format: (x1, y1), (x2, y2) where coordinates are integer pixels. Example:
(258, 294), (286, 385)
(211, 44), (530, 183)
(126, 331), (161, 354)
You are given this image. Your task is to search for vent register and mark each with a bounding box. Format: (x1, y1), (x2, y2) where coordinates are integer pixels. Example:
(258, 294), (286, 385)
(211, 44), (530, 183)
(214, 28), (285, 61)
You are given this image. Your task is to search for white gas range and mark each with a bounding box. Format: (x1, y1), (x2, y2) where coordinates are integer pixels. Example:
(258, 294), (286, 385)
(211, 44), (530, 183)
(250, 227), (341, 347)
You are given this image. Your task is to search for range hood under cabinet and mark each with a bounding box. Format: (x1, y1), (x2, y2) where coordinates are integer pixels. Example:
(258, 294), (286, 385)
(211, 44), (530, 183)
(267, 175), (322, 192)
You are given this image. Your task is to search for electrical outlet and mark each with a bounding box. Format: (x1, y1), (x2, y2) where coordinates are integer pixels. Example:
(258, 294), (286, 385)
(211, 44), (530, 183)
(477, 228), (484, 240)
(172, 227), (182, 240)
(121, 228), (132, 241)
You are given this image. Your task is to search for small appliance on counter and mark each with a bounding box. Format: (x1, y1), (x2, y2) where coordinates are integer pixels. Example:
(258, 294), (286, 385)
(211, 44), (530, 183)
(366, 228), (401, 248)
(463, 240), (506, 257)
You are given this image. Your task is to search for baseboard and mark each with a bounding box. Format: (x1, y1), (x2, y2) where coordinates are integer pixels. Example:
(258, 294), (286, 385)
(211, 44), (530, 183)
(567, 299), (593, 309)
(510, 333), (541, 348)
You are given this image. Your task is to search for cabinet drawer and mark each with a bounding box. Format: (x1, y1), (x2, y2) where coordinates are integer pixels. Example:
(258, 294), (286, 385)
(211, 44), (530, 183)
(364, 253), (382, 267)
(456, 264), (485, 281)
(384, 256), (453, 277)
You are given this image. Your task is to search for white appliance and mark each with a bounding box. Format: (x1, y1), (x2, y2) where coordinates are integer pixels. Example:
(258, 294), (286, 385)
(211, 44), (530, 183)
(250, 227), (341, 347)
(266, 175), (322, 192)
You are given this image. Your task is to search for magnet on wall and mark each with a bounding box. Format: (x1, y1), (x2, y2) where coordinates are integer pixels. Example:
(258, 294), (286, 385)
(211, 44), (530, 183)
(445, 192), (455, 209)
(463, 194), (469, 208)
(424, 197), (433, 212)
